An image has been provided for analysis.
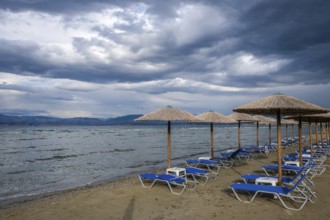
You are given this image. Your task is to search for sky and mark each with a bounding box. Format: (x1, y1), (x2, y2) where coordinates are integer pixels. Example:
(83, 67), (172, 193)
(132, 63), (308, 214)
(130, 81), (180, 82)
(0, 0), (329, 118)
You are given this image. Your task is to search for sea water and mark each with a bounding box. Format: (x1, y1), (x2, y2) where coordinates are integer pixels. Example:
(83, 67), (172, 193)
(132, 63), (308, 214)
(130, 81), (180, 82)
(0, 124), (303, 205)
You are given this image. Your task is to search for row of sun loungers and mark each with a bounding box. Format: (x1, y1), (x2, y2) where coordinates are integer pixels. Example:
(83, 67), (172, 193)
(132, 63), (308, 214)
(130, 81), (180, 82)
(230, 143), (328, 211)
(139, 149), (245, 195)
(138, 166), (218, 195)
(138, 144), (281, 196)
(138, 138), (328, 211)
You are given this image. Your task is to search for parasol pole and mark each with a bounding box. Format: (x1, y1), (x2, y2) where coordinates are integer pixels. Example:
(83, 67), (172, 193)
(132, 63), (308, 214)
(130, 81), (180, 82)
(238, 121), (241, 148)
(277, 110), (282, 185)
(315, 121), (319, 150)
(325, 123), (329, 144)
(327, 123), (330, 144)
(325, 123), (329, 145)
(309, 119), (313, 157)
(320, 123), (324, 148)
(210, 122), (214, 159)
(328, 123), (330, 145)
(167, 121), (171, 168)
(286, 124), (288, 142)
(256, 121), (259, 147)
(326, 123), (328, 145)
(298, 116), (302, 167)
(269, 123), (272, 145)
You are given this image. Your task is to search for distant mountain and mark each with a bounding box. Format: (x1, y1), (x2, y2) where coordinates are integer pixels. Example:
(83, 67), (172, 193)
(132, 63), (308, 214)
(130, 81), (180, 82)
(105, 114), (171, 125)
(62, 117), (107, 125)
(0, 114), (145, 125)
(106, 114), (143, 125)
(0, 114), (220, 126)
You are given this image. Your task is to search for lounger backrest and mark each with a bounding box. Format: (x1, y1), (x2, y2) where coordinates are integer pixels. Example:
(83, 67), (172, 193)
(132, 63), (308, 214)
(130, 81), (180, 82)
(288, 174), (307, 193)
(186, 167), (207, 174)
(291, 165), (307, 181)
(228, 149), (241, 159)
(158, 174), (186, 184)
(200, 159), (218, 165)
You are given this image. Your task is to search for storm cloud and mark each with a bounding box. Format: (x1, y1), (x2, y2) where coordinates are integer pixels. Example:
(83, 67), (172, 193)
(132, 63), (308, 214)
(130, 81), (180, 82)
(0, 0), (329, 117)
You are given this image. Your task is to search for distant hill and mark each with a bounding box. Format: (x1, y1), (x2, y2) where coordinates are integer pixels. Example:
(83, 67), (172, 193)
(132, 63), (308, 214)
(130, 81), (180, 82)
(0, 114), (244, 126)
(0, 114), (202, 125)
(0, 114), (144, 125)
(106, 114), (143, 125)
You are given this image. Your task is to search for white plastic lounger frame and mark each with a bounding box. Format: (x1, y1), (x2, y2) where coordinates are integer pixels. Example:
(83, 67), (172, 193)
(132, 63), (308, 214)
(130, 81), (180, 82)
(230, 174), (310, 211)
(185, 167), (218, 185)
(138, 174), (197, 195)
(185, 160), (221, 173)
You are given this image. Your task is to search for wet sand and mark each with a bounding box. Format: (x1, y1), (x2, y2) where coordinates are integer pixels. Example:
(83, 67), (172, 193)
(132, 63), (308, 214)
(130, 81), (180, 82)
(0, 144), (329, 220)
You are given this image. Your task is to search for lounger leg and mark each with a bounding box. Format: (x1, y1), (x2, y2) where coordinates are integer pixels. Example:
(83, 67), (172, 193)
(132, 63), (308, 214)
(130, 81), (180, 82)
(166, 182), (186, 195)
(279, 194), (309, 211)
(230, 187), (258, 203)
(230, 187), (308, 211)
(139, 176), (157, 189)
(263, 168), (271, 176)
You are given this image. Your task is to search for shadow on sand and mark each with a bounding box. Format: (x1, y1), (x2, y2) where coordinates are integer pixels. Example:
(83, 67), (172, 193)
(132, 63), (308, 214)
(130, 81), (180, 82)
(122, 196), (135, 220)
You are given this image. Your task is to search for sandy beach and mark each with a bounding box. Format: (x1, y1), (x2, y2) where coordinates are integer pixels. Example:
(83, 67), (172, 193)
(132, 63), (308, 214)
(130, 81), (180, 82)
(0, 142), (329, 220)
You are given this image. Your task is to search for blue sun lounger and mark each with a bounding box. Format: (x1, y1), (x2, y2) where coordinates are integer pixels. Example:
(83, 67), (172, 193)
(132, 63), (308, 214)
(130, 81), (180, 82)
(185, 166), (218, 184)
(265, 161), (325, 179)
(262, 164), (302, 176)
(214, 149), (243, 167)
(241, 174), (299, 185)
(138, 173), (196, 195)
(241, 165), (316, 194)
(185, 159), (221, 172)
(230, 174), (310, 211)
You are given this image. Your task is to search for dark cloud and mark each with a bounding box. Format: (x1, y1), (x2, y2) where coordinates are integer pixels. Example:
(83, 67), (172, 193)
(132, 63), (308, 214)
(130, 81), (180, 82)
(0, 0), (122, 14)
(240, 0), (330, 53)
(0, 39), (44, 74)
(0, 0), (330, 117)
(231, 0), (330, 83)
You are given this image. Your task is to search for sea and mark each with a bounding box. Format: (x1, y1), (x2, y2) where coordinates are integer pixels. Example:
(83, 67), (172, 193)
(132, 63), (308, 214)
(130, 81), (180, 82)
(0, 124), (304, 205)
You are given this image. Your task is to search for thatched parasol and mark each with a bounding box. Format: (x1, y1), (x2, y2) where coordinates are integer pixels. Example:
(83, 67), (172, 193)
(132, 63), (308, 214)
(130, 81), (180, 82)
(195, 111), (236, 158)
(227, 113), (258, 148)
(135, 106), (197, 168)
(253, 115), (276, 146)
(287, 112), (330, 157)
(233, 94), (328, 185)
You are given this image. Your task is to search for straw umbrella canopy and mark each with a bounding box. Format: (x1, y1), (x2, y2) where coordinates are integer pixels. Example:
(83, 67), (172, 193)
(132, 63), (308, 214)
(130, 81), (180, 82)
(135, 106), (198, 168)
(233, 94), (328, 185)
(194, 111), (236, 159)
(227, 113), (258, 148)
(287, 112), (330, 156)
(253, 115), (276, 145)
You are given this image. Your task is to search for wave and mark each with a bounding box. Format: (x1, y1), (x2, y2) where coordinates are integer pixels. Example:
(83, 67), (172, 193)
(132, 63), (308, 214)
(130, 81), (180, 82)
(4, 151), (25, 154)
(7, 170), (32, 175)
(18, 138), (47, 141)
(33, 154), (79, 162)
(35, 148), (66, 152)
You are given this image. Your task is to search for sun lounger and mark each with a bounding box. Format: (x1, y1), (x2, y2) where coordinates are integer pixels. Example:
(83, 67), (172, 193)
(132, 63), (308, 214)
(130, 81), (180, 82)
(212, 157), (235, 168)
(283, 154), (327, 176)
(230, 174), (310, 211)
(215, 149), (243, 166)
(241, 165), (315, 192)
(185, 166), (218, 184)
(138, 173), (196, 195)
(185, 159), (222, 172)
(262, 164), (302, 176)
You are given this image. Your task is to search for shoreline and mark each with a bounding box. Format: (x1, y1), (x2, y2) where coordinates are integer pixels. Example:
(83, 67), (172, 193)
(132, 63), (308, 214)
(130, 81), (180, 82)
(0, 164), (168, 208)
(1, 141), (329, 219)
(0, 146), (236, 207)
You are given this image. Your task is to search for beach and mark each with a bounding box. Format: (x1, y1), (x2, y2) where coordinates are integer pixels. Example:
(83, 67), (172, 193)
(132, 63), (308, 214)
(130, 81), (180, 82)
(0, 142), (329, 220)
